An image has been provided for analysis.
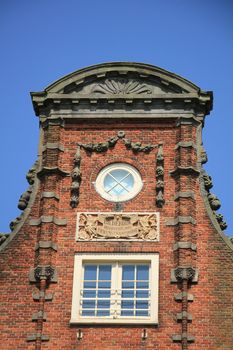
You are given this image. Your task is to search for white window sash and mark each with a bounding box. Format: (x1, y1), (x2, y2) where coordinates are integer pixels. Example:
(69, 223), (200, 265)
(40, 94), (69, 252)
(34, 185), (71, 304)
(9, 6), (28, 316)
(70, 253), (159, 324)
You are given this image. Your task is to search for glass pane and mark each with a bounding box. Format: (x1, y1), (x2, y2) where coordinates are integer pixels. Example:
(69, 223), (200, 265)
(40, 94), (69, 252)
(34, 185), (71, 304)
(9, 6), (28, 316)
(136, 265), (149, 281)
(108, 184), (127, 196)
(97, 310), (110, 316)
(104, 174), (117, 192)
(121, 310), (134, 316)
(121, 301), (134, 309)
(122, 281), (134, 289)
(82, 300), (95, 309)
(98, 281), (111, 289)
(83, 290), (96, 298)
(122, 290), (134, 298)
(99, 265), (111, 280)
(136, 301), (148, 310)
(84, 265), (97, 280)
(136, 281), (149, 289)
(120, 174), (134, 190)
(98, 289), (111, 298)
(84, 281), (96, 289)
(110, 169), (129, 181)
(122, 265), (135, 280)
(136, 290), (149, 298)
(82, 309), (95, 316)
(103, 169), (134, 196)
(97, 300), (110, 309)
(136, 310), (148, 316)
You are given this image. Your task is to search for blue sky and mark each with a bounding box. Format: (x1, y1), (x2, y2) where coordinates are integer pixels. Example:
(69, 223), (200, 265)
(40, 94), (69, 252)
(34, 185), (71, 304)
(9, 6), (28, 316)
(1, 0), (233, 235)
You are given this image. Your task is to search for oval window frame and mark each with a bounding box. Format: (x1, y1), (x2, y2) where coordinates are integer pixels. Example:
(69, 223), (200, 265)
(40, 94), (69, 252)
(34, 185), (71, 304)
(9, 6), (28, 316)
(95, 163), (143, 202)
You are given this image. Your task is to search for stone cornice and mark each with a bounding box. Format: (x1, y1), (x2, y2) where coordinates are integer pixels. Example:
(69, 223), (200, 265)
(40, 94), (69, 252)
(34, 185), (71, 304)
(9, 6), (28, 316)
(32, 93), (211, 119)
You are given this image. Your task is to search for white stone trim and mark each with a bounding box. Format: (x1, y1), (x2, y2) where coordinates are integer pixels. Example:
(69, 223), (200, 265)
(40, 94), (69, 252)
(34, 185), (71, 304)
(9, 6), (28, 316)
(94, 163), (143, 202)
(70, 253), (159, 324)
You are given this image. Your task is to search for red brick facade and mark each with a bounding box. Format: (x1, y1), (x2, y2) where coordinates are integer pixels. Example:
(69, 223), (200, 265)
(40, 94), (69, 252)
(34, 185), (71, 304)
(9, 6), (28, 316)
(0, 63), (232, 349)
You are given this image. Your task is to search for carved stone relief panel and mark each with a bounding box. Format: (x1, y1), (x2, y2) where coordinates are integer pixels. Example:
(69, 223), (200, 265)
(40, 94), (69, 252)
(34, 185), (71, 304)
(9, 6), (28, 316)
(76, 212), (160, 241)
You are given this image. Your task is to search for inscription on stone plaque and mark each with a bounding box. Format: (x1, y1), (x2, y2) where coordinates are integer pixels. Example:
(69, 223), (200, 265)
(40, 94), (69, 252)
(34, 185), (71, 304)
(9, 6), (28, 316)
(76, 212), (159, 241)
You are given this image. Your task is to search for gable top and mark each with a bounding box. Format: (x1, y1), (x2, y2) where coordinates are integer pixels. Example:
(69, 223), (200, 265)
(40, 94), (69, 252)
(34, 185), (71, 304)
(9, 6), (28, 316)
(45, 62), (199, 93)
(31, 62), (213, 117)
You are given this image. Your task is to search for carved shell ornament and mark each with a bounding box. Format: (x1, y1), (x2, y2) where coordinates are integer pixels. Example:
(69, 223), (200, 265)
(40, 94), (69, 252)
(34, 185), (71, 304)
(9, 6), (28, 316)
(92, 79), (152, 95)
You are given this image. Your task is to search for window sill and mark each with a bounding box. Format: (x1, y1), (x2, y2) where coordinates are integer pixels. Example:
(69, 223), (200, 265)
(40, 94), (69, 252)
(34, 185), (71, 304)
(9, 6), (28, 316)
(70, 318), (158, 325)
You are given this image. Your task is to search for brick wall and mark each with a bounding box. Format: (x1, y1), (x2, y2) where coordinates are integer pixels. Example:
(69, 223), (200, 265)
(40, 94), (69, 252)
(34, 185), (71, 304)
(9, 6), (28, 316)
(1, 63), (232, 350)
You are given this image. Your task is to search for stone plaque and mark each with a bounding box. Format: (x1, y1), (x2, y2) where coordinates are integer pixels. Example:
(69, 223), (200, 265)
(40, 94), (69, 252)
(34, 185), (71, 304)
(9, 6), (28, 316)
(76, 212), (159, 241)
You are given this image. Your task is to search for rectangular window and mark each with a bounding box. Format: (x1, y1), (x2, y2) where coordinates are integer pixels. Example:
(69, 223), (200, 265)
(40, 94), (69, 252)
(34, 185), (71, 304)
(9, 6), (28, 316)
(70, 253), (159, 324)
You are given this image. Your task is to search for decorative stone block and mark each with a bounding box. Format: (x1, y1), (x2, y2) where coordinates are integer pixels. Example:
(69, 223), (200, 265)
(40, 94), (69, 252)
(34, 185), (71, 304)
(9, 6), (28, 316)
(76, 212), (160, 241)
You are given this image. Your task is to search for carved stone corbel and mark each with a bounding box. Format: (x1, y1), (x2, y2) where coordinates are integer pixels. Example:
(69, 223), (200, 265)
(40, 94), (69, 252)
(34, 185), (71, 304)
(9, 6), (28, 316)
(174, 267), (196, 282)
(34, 265), (55, 282)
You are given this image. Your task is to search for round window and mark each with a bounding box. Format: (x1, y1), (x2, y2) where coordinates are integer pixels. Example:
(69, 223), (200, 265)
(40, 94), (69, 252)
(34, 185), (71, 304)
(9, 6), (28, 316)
(95, 163), (143, 202)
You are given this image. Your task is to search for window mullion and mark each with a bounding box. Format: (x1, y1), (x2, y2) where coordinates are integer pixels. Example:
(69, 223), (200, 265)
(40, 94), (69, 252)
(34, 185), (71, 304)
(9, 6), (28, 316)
(115, 262), (121, 319)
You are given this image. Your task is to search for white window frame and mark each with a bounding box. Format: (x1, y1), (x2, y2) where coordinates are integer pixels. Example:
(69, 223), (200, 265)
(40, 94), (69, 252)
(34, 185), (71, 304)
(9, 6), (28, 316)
(70, 253), (159, 324)
(94, 163), (143, 202)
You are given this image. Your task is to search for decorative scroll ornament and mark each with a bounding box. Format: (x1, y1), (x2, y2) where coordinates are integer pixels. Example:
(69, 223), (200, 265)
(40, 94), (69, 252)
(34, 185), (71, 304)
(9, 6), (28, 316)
(70, 146), (81, 208)
(203, 171), (213, 190)
(155, 144), (165, 208)
(202, 170), (227, 230)
(92, 79), (152, 95)
(77, 212), (159, 241)
(0, 233), (8, 245)
(17, 161), (38, 211)
(214, 213), (228, 231)
(8, 161), (38, 232)
(200, 146), (208, 164)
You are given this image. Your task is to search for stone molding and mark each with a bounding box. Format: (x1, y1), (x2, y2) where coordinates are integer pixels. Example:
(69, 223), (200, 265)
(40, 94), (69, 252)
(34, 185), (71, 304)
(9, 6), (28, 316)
(40, 117), (65, 129)
(172, 334), (195, 343)
(41, 191), (60, 200)
(174, 292), (194, 302)
(165, 216), (196, 226)
(173, 242), (197, 251)
(42, 142), (64, 152)
(35, 241), (58, 251)
(37, 166), (69, 178)
(176, 311), (192, 321)
(32, 311), (47, 321)
(27, 334), (50, 342)
(174, 191), (195, 200)
(170, 166), (200, 177)
(29, 216), (67, 226)
(32, 292), (53, 301)
(175, 141), (197, 150)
